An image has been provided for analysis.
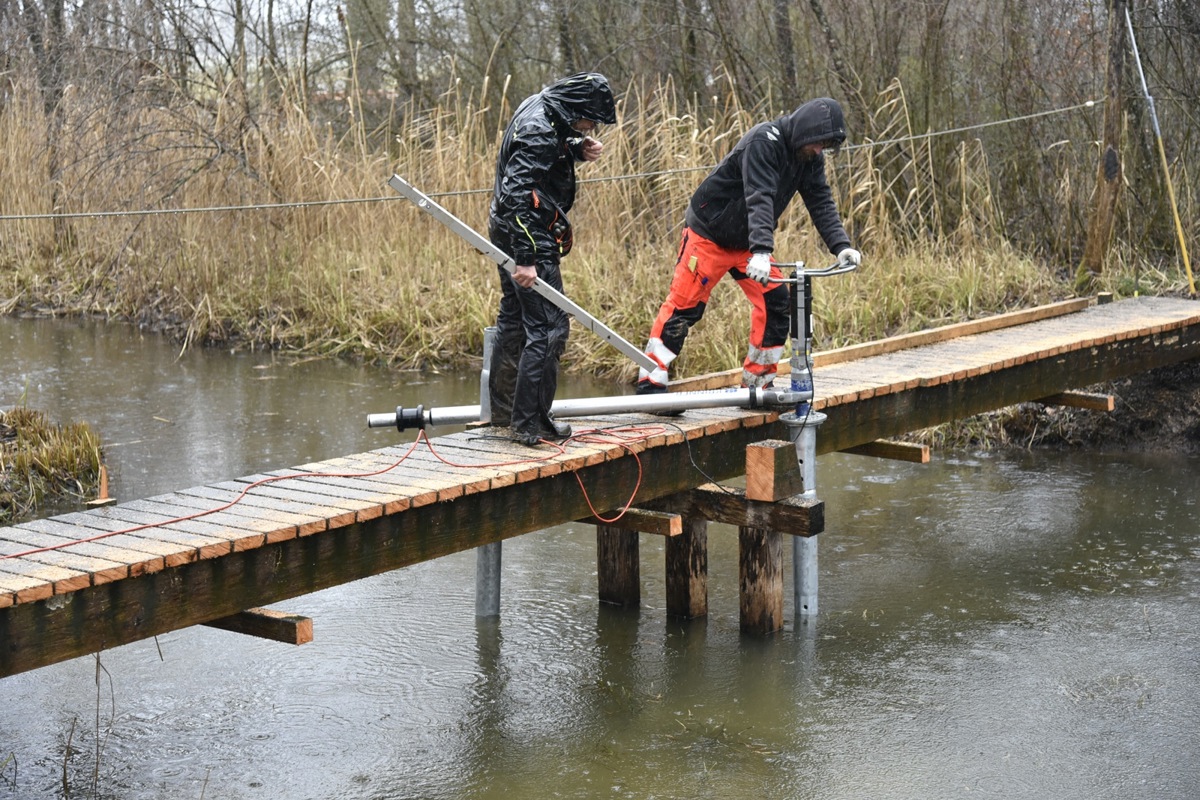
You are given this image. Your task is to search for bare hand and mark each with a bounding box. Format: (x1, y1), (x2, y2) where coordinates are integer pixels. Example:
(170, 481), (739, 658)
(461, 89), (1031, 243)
(514, 264), (537, 288)
(580, 136), (604, 162)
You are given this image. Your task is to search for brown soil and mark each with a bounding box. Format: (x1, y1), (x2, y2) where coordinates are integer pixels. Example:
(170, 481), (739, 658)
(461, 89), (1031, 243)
(996, 359), (1200, 454)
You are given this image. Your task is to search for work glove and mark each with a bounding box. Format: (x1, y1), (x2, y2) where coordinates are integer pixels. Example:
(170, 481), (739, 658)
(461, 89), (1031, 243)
(837, 248), (862, 269)
(746, 252), (773, 285)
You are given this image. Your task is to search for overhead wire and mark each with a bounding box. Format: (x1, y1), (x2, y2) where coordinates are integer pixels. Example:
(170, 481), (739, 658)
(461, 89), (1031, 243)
(0, 98), (1104, 223)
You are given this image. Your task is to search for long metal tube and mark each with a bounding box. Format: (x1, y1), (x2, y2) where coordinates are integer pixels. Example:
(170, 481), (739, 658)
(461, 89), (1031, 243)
(367, 386), (811, 431)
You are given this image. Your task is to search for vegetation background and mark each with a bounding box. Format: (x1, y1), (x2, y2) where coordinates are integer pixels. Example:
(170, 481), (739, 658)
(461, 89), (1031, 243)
(0, 0), (1195, 382)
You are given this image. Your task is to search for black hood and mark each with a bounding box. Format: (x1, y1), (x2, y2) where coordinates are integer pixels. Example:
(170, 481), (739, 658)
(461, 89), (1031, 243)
(540, 72), (617, 130)
(778, 97), (846, 150)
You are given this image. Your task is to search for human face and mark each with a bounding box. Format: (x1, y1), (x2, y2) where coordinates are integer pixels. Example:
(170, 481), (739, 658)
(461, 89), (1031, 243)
(799, 139), (840, 160)
(571, 119), (599, 135)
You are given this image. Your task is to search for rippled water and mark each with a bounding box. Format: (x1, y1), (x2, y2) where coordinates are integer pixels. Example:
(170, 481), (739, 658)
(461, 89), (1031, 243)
(2, 317), (1198, 799)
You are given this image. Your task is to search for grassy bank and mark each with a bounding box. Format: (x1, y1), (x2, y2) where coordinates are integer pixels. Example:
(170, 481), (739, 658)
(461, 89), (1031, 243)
(0, 78), (1190, 383)
(0, 407), (103, 523)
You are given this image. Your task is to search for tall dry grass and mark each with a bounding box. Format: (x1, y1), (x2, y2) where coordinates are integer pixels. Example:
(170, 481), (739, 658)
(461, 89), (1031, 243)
(0, 74), (1185, 382)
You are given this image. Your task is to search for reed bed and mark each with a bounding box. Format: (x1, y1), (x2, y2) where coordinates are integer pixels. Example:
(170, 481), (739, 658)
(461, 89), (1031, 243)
(0, 407), (103, 523)
(0, 76), (1188, 383)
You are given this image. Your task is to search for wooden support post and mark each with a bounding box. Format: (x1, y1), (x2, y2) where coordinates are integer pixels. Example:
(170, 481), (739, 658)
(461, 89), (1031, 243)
(745, 440), (804, 501)
(203, 607), (313, 645)
(739, 526), (783, 634)
(665, 517), (707, 618)
(597, 525), (639, 608)
(739, 441), (789, 634)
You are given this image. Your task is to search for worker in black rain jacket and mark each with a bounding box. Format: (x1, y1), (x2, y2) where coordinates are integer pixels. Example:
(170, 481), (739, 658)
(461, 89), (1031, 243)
(636, 97), (862, 393)
(487, 72), (617, 447)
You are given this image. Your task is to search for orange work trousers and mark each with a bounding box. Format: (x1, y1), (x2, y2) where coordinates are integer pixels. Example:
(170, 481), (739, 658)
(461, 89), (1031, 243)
(640, 227), (791, 388)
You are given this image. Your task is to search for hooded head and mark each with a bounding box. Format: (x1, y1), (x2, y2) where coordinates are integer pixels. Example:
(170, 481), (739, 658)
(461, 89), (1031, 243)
(779, 97), (846, 154)
(541, 72), (617, 132)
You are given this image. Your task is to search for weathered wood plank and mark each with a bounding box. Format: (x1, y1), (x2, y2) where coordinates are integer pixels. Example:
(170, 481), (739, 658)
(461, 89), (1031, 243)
(579, 508), (682, 536)
(0, 419), (768, 676)
(203, 607), (313, 645)
(841, 440), (931, 464)
(1037, 391), (1116, 411)
(672, 298), (1096, 390)
(645, 485), (824, 536)
(745, 440), (804, 501)
(2, 296), (1198, 677)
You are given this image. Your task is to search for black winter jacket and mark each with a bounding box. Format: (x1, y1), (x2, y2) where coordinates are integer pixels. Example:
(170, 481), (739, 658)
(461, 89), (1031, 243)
(684, 97), (851, 257)
(488, 73), (616, 265)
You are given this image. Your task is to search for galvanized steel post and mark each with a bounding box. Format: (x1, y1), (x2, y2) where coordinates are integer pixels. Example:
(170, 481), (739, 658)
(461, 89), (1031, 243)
(476, 326), (503, 617)
(783, 409), (826, 622)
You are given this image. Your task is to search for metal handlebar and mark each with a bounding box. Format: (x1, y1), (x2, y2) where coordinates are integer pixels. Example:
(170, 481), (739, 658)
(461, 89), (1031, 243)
(768, 261), (858, 283)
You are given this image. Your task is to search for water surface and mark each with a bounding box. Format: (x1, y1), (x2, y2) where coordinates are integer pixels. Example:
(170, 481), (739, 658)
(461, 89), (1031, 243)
(1, 317), (1197, 799)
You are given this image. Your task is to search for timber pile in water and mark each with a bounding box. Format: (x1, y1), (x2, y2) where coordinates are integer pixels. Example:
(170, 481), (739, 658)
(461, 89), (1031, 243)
(0, 408), (103, 523)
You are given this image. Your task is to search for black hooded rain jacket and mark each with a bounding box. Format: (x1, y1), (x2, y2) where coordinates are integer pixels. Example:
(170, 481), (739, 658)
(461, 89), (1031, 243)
(488, 73), (617, 266)
(684, 97), (851, 257)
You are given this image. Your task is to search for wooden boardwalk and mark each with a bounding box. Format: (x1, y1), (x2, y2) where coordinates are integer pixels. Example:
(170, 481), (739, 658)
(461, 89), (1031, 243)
(2, 294), (1198, 677)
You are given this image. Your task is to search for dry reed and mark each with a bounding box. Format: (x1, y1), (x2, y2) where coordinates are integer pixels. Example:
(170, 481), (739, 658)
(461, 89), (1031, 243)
(0, 75), (1186, 382)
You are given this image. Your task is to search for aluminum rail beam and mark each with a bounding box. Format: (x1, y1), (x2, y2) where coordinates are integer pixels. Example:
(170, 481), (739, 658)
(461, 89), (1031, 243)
(367, 387), (811, 431)
(388, 174), (657, 373)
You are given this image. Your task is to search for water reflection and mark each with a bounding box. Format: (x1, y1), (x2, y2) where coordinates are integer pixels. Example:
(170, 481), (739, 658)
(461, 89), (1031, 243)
(1, 316), (1199, 799)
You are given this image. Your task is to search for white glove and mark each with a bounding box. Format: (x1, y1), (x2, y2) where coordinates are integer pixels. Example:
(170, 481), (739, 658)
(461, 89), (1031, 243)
(837, 248), (862, 269)
(746, 252), (773, 285)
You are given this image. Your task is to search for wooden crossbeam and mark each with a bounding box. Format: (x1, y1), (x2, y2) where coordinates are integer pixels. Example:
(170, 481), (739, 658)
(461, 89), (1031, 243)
(579, 508), (682, 536)
(841, 440), (931, 463)
(1036, 391), (1116, 411)
(203, 607), (313, 645)
(645, 484), (823, 537)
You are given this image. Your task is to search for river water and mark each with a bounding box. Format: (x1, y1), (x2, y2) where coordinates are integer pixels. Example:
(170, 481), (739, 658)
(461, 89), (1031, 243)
(1, 316), (1198, 799)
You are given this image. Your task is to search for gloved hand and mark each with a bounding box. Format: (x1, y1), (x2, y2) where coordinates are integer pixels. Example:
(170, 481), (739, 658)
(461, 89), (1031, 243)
(837, 248), (862, 269)
(746, 252), (773, 285)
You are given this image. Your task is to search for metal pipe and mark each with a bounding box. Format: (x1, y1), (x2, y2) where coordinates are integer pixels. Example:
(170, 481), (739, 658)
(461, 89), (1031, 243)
(475, 326), (502, 617)
(367, 386), (812, 431)
(783, 409), (826, 622)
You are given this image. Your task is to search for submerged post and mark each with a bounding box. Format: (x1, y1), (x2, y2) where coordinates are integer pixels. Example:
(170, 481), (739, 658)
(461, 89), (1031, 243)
(476, 326), (502, 618)
(783, 410), (826, 621)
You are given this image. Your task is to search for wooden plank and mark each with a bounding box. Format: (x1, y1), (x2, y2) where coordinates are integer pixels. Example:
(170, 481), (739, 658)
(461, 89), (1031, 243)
(672, 298), (1094, 390)
(79, 502), (241, 559)
(0, 558), (90, 595)
(0, 536), (129, 586)
(4, 524), (164, 578)
(3, 296), (1199, 677)
(126, 494), (301, 549)
(0, 571), (53, 604)
(0, 416), (772, 677)
(203, 607), (313, 645)
(646, 484), (824, 536)
(579, 508), (682, 536)
(745, 440), (804, 501)
(812, 298), (1095, 367)
(841, 440), (931, 464)
(811, 299), (1200, 453)
(1037, 391), (1115, 411)
(174, 485), (332, 537)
